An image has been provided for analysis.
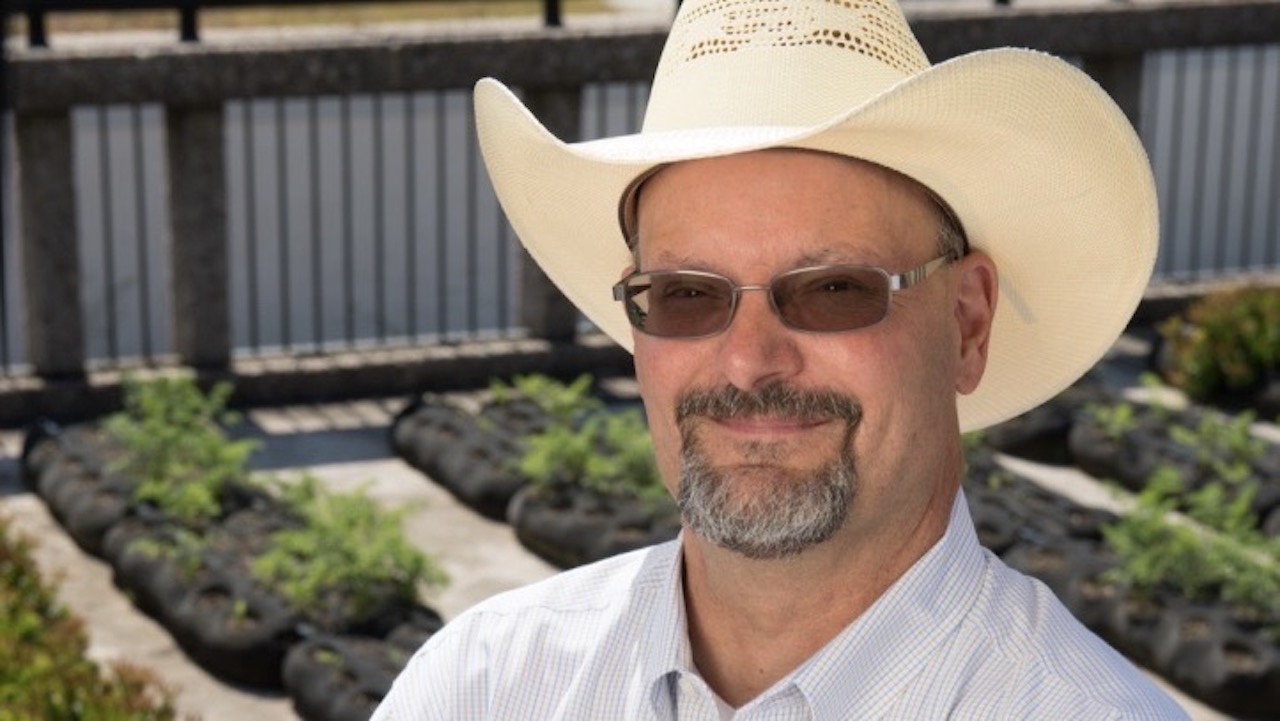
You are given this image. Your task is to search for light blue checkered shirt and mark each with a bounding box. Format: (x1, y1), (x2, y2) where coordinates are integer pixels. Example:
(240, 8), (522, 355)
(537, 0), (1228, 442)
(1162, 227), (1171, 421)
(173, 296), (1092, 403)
(374, 491), (1188, 720)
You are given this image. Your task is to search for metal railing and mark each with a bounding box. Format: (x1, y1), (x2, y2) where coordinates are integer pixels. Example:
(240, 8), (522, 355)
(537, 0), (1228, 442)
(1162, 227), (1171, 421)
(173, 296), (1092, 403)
(5, 0), (592, 46)
(2, 0), (1280, 425)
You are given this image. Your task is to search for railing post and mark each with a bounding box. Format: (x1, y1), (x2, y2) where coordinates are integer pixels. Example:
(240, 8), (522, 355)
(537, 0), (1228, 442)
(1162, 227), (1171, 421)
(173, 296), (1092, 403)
(28, 10), (48, 48)
(544, 0), (562, 28)
(167, 103), (231, 370)
(17, 110), (86, 379)
(519, 88), (583, 342)
(1083, 53), (1144, 134)
(178, 0), (199, 42)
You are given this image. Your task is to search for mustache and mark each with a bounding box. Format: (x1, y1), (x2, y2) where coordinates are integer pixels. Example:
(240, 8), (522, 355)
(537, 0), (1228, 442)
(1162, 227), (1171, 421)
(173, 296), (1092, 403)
(676, 384), (863, 425)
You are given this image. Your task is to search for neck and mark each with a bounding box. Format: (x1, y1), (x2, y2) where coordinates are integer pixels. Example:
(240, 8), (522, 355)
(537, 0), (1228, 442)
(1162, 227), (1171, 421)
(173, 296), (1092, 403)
(679, 480), (959, 708)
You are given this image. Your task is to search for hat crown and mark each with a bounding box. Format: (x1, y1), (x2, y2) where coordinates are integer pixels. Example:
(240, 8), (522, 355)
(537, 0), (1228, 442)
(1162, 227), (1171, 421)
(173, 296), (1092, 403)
(644, 0), (930, 132)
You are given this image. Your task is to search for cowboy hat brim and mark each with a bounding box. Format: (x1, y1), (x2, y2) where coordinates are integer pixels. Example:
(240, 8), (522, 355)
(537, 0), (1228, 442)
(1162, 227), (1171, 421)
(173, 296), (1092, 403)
(475, 47), (1157, 433)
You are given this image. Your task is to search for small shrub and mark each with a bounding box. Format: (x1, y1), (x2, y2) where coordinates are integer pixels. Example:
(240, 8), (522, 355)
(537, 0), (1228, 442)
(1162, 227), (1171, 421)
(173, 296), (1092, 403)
(0, 515), (184, 720)
(1167, 409), (1265, 486)
(252, 475), (447, 625)
(125, 527), (207, 582)
(517, 409), (667, 503)
(488, 373), (603, 424)
(1083, 401), (1138, 441)
(1158, 285), (1280, 400)
(104, 375), (259, 527)
(1103, 465), (1280, 624)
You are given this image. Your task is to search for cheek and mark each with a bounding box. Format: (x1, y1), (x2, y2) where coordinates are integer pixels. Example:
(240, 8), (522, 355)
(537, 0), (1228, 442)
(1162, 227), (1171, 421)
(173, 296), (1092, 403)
(634, 340), (688, 495)
(821, 332), (946, 443)
(646, 403), (683, 496)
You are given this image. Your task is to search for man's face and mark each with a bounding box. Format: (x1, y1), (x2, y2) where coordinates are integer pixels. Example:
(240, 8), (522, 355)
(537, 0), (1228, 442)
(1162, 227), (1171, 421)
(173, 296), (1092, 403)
(630, 149), (987, 559)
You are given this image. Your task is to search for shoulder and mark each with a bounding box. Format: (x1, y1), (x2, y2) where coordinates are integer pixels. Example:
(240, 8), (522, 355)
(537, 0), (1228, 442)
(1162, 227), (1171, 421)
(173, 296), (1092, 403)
(458, 536), (679, 622)
(958, 552), (1190, 720)
(372, 540), (682, 721)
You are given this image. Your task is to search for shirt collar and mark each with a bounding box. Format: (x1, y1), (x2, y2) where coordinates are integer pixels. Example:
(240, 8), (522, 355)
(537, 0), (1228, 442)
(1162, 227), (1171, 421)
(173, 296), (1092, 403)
(637, 536), (695, 716)
(794, 489), (988, 719)
(642, 491), (987, 719)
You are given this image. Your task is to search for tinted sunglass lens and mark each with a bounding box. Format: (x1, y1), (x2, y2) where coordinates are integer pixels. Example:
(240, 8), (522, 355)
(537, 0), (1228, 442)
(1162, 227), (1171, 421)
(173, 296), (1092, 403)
(626, 272), (734, 338)
(773, 266), (890, 332)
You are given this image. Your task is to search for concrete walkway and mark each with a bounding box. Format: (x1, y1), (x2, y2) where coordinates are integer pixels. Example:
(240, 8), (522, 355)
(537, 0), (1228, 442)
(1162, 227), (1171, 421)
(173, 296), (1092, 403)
(0, 390), (1238, 720)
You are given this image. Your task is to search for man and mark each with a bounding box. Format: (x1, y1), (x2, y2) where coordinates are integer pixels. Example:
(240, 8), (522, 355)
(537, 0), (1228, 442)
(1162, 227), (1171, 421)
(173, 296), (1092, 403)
(376, 0), (1189, 716)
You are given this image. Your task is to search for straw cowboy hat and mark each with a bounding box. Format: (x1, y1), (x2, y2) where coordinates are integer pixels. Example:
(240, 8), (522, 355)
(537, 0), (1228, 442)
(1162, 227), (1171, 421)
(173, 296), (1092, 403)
(473, 0), (1158, 433)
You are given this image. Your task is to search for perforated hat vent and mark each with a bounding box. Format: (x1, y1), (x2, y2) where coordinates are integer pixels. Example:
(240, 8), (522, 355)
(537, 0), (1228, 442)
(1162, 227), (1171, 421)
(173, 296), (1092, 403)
(661, 0), (928, 78)
(641, 0), (931, 130)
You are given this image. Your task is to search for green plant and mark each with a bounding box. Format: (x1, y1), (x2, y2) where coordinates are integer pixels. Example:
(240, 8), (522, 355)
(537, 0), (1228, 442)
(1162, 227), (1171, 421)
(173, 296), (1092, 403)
(104, 375), (259, 527)
(1136, 372), (1179, 422)
(0, 515), (183, 720)
(1103, 465), (1280, 623)
(1167, 409), (1266, 491)
(1158, 285), (1280, 399)
(125, 527), (208, 581)
(252, 475), (447, 624)
(517, 409), (667, 503)
(489, 373), (603, 423)
(313, 647), (342, 667)
(518, 421), (593, 484)
(1171, 409), (1264, 466)
(1083, 401), (1138, 441)
(961, 430), (986, 454)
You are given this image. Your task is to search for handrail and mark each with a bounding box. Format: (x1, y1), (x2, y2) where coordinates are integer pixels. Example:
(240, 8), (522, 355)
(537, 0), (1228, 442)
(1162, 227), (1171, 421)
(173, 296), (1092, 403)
(7, 0), (578, 46)
(9, 0), (1280, 110)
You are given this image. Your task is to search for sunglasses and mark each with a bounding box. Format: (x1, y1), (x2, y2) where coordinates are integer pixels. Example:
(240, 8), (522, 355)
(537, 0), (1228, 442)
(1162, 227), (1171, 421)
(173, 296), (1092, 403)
(612, 251), (959, 339)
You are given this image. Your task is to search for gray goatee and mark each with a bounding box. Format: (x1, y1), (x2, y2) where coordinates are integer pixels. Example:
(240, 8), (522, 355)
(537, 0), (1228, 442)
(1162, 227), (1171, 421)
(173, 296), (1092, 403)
(676, 384), (862, 559)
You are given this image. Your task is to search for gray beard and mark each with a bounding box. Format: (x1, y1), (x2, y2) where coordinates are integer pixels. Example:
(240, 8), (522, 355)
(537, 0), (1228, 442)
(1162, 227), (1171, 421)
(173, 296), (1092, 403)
(675, 385), (861, 560)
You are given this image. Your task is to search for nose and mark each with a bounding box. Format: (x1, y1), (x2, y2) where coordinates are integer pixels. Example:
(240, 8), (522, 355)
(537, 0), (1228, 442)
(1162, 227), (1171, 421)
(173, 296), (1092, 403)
(715, 287), (804, 392)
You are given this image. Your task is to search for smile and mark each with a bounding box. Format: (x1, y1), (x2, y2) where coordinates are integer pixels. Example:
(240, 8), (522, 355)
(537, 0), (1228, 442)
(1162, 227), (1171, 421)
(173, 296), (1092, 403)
(710, 415), (832, 436)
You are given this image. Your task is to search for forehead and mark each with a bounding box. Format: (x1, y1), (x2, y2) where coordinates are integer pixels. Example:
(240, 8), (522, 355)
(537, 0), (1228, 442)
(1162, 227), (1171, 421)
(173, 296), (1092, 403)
(630, 150), (939, 267)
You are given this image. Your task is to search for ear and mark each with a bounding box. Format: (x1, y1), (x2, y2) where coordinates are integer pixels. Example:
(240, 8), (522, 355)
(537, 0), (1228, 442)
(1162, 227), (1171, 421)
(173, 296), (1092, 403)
(953, 251), (998, 395)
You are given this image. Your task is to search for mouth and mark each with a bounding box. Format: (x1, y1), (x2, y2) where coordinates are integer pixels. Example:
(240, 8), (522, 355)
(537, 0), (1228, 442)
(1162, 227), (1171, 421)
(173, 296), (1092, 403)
(708, 414), (832, 438)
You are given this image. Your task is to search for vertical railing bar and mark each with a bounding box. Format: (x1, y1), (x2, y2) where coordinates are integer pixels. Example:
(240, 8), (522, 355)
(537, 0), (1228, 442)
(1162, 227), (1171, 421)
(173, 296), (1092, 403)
(491, 100), (508, 331)
(100, 106), (119, 362)
(1166, 51), (1187, 276)
(374, 94), (386, 342)
(309, 97), (324, 350)
(179, 3), (199, 42)
(1213, 48), (1237, 273)
(1139, 53), (1166, 278)
(341, 94), (355, 346)
(1187, 50), (1212, 276)
(628, 82), (641, 133)
(544, 0), (561, 28)
(596, 83), (608, 139)
(243, 100), (260, 350)
(1240, 47), (1264, 268)
(276, 97), (291, 350)
(496, 165), (509, 333)
(28, 10), (48, 48)
(0, 111), (10, 370)
(435, 92), (448, 338)
(405, 93), (418, 339)
(132, 104), (153, 360)
(466, 93), (478, 335)
(1267, 47), (1280, 268)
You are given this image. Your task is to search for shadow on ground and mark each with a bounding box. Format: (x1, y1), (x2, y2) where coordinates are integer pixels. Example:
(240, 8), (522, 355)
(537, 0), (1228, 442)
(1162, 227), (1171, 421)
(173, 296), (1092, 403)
(233, 423), (397, 471)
